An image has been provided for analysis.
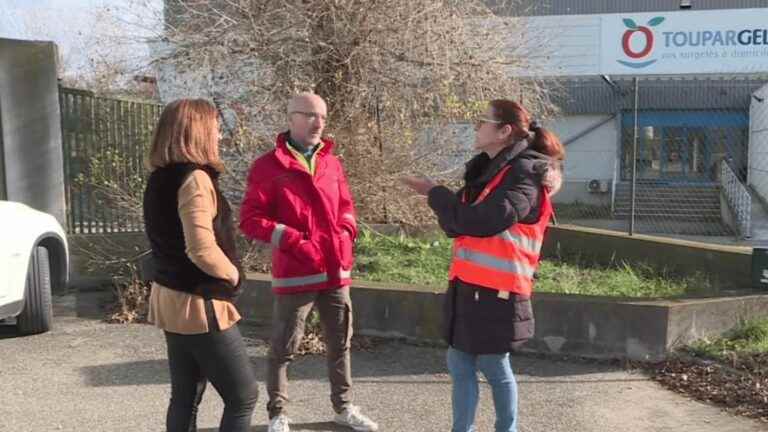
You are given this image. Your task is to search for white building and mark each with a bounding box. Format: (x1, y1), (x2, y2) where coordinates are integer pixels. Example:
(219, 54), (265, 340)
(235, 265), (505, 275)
(504, 1), (768, 237)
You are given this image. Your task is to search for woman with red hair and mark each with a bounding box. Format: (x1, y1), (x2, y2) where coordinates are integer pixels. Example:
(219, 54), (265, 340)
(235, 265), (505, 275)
(403, 99), (564, 432)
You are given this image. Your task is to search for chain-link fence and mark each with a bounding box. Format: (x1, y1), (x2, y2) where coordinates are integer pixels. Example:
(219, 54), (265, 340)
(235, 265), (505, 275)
(549, 75), (768, 244)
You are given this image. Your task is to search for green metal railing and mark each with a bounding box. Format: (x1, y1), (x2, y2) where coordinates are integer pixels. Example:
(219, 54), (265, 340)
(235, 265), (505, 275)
(59, 87), (162, 234)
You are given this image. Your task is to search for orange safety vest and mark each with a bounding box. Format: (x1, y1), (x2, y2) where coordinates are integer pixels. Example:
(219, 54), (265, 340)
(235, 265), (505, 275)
(448, 165), (553, 297)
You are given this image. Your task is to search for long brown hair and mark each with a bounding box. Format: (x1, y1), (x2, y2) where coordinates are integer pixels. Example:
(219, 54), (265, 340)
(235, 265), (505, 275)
(147, 99), (223, 171)
(489, 99), (565, 161)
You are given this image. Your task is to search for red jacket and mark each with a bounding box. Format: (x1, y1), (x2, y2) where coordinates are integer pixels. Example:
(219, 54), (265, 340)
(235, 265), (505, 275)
(239, 132), (357, 294)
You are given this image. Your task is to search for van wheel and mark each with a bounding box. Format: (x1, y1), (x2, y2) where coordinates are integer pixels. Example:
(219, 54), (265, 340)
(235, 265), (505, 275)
(16, 247), (53, 335)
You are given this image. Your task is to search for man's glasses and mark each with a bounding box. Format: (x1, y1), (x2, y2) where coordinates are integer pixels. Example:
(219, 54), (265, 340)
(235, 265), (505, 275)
(290, 111), (327, 122)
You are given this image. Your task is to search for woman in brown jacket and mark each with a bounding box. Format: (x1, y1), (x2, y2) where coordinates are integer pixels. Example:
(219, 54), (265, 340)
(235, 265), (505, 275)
(403, 99), (564, 432)
(143, 99), (258, 432)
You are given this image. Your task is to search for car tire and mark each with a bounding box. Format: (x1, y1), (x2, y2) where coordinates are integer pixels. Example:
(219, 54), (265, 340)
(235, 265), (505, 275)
(16, 247), (53, 335)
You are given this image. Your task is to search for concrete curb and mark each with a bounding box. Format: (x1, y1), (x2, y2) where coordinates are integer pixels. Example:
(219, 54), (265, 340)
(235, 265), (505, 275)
(239, 274), (768, 361)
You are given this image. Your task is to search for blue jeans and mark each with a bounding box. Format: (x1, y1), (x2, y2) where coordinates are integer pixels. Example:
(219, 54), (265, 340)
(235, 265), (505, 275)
(446, 347), (518, 432)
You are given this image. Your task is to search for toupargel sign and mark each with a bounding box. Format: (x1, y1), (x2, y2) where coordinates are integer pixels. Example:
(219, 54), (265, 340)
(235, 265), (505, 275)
(601, 8), (768, 75)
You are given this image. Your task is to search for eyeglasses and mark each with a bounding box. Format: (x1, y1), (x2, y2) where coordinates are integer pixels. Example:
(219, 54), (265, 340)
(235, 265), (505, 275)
(290, 111), (327, 122)
(474, 116), (502, 129)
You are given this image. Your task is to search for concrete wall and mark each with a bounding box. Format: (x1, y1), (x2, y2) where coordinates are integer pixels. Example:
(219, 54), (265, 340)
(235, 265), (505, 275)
(238, 275), (768, 360)
(531, 293), (768, 359)
(0, 38), (66, 224)
(543, 224), (753, 289)
(550, 114), (617, 206)
(749, 84), (768, 202)
(238, 275), (447, 341)
(666, 295), (768, 349)
(71, 227), (765, 360)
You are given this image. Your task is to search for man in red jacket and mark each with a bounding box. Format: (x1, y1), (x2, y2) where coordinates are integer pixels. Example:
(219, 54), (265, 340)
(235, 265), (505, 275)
(240, 93), (378, 432)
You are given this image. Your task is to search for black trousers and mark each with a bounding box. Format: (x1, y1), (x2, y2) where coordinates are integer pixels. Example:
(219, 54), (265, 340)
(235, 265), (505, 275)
(164, 303), (259, 432)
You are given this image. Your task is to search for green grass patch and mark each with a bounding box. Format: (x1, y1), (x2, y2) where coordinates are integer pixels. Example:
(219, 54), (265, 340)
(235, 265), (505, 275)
(688, 319), (768, 360)
(353, 230), (713, 298)
(354, 230), (452, 286)
(534, 259), (711, 298)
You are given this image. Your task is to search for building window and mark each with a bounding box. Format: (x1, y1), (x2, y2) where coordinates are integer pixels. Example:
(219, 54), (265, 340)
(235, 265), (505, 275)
(620, 110), (748, 183)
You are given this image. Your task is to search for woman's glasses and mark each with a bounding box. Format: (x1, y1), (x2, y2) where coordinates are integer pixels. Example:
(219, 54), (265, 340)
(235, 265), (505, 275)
(475, 117), (502, 130)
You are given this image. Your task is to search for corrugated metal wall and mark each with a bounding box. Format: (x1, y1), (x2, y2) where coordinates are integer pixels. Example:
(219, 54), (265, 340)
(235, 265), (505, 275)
(491, 0), (767, 16)
(550, 78), (767, 114)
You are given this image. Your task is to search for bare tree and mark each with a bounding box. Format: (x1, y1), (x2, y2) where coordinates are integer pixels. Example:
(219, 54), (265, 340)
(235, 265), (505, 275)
(81, 0), (558, 269)
(147, 0), (557, 224)
(66, 4), (162, 98)
(70, 0), (559, 325)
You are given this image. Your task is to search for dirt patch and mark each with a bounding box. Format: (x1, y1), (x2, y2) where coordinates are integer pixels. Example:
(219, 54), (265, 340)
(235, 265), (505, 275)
(646, 354), (768, 423)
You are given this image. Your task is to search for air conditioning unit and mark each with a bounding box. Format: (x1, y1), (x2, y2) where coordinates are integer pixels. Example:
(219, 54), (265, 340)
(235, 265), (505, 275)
(587, 179), (609, 194)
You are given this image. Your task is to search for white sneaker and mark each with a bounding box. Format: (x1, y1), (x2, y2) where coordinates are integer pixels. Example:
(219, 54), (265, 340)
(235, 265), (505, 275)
(268, 414), (291, 432)
(334, 405), (379, 431)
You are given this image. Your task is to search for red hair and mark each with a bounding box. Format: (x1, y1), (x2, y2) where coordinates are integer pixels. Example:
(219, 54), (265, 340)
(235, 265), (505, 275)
(489, 99), (565, 161)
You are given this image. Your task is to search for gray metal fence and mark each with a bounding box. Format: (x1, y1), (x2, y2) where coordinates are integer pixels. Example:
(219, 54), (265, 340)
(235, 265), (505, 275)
(59, 87), (162, 234)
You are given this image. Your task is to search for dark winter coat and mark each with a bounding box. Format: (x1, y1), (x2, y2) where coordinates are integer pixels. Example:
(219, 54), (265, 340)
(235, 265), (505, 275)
(427, 141), (552, 354)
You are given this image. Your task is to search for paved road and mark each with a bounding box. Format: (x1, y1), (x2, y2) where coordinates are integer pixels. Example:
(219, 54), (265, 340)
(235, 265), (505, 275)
(0, 290), (764, 432)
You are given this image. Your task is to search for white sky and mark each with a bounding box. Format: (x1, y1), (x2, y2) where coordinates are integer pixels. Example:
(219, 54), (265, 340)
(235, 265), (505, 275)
(0, 0), (163, 77)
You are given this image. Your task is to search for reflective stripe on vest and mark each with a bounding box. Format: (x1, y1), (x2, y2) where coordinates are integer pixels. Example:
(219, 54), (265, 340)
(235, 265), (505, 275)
(455, 247), (536, 278)
(449, 165), (552, 296)
(272, 269), (352, 288)
(497, 230), (542, 255)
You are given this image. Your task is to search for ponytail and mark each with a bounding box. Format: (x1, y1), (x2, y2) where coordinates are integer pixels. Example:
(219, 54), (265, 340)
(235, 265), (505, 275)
(489, 99), (565, 161)
(528, 124), (565, 161)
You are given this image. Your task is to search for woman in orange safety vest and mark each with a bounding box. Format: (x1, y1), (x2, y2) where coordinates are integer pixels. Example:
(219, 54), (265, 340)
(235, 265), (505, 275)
(403, 99), (564, 432)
